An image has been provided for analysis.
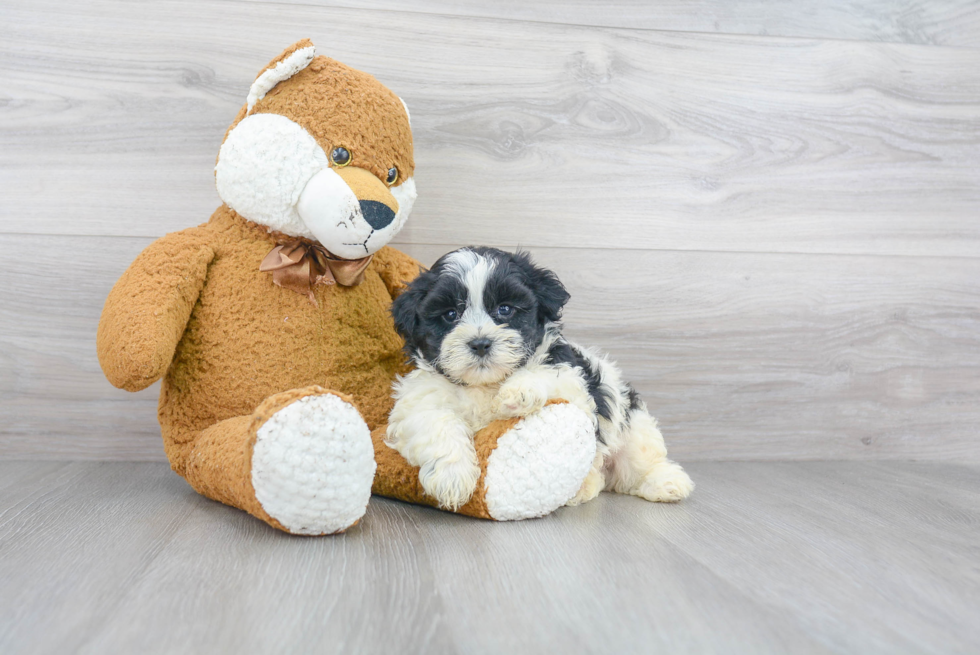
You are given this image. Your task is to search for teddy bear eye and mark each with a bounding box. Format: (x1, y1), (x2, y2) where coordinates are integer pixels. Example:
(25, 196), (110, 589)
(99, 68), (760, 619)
(386, 167), (398, 185)
(330, 147), (352, 167)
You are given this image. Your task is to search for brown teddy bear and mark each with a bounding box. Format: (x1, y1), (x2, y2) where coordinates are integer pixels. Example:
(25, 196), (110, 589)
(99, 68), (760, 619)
(97, 40), (596, 535)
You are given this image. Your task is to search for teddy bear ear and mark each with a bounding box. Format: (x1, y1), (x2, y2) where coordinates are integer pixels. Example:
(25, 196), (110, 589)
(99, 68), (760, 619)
(399, 97), (411, 126)
(246, 39), (317, 112)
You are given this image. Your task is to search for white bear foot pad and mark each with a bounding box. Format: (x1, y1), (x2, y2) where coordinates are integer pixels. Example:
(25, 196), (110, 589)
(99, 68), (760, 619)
(252, 394), (376, 535)
(484, 403), (596, 521)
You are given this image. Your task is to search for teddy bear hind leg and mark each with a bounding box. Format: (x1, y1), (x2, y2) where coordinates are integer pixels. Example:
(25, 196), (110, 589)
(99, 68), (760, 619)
(371, 401), (596, 521)
(180, 387), (376, 535)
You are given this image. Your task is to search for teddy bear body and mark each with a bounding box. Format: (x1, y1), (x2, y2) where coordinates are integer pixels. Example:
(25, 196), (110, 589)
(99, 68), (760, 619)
(99, 203), (420, 530)
(115, 207), (413, 460)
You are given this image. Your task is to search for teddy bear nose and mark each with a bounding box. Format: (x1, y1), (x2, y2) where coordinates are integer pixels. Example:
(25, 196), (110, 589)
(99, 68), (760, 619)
(359, 200), (396, 230)
(468, 337), (493, 357)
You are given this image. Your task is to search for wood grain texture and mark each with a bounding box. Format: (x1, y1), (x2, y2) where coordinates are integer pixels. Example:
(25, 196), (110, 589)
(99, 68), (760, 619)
(298, 0), (980, 48)
(3, 1), (980, 256)
(3, 235), (978, 462)
(1, 461), (978, 654)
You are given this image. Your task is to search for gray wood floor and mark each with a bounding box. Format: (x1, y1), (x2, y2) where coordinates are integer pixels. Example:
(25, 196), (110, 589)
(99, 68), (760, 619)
(1, 461), (978, 654)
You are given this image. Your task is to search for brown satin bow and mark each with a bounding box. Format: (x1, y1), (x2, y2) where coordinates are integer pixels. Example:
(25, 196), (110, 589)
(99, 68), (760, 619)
(260, 239), (373, 306)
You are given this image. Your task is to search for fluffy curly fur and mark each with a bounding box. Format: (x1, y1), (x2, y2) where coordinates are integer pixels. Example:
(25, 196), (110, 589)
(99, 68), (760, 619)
(386, 247), (693, 510)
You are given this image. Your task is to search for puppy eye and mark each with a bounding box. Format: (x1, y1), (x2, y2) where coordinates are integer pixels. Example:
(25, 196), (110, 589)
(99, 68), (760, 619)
(330, 147), (352, 167)
(494, 304), (515, 319)
(443, 308), (459, 322)
(386, 167), (398, 185)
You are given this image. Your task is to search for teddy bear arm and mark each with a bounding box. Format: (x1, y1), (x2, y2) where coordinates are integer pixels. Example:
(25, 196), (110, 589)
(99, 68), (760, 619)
(97, 230), (214, 392)
(371, 246), (425, 300)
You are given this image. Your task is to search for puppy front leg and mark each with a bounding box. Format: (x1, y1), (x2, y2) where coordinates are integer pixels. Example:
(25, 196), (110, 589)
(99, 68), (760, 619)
(386, 411), (480, 510)
(494, 368), (550, 418)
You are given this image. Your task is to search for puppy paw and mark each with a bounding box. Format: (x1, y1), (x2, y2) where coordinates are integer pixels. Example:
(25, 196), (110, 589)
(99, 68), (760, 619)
(634, 462), (694, 503)
(494, 379), (547, 418)
(418, 455), (481, 510)
(566, 466), (604, 506)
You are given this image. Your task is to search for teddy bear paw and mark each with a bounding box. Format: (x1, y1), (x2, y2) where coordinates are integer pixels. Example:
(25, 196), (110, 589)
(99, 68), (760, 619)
(483, 403), (596, 520)
(251, 394), (376, 535)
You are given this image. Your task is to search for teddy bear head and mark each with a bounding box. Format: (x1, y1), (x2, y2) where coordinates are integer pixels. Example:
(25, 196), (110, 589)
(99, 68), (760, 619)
(215, 39), (416, 260)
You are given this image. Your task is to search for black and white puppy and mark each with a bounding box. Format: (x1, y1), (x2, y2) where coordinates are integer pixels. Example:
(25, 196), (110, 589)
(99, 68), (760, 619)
(387, 247), (693, 510)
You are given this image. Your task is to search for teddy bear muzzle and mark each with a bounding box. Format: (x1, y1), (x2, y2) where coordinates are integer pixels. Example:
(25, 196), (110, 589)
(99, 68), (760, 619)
(296, 165), (400, 259)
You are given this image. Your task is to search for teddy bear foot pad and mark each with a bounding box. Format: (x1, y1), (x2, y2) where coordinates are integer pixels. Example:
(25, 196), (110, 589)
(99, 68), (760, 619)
(482, 402), (596, 520)
(252, 394), (376, 535)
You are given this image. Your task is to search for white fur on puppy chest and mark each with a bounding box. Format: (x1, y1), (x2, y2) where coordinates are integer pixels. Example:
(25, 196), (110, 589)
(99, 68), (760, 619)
(252, 394), (376, 535)
(484, 403), (596, 521)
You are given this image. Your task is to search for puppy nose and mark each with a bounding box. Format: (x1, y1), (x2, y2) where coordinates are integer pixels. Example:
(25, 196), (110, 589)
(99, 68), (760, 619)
(359, 200), (396, 229)
(468, 337), (492, 357)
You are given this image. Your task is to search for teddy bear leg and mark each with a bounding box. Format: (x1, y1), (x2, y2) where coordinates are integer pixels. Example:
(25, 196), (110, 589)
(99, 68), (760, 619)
(372, 401), (596, 520)
(181, 386), (376, 535)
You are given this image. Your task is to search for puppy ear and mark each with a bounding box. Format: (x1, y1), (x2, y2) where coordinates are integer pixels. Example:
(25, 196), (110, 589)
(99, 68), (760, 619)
(390, 269), (435, 345)
(513, 251), (570, 323)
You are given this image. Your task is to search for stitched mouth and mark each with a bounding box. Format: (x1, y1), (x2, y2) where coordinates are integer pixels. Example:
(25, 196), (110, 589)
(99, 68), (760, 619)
(342, 229), (375, 255)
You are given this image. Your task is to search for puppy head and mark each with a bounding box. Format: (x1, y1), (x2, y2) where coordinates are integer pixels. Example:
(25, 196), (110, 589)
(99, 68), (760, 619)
(392, 247), (570, 385)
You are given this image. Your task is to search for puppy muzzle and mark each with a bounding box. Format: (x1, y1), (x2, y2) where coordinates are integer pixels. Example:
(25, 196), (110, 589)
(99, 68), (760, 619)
(438, 324), (526, 386)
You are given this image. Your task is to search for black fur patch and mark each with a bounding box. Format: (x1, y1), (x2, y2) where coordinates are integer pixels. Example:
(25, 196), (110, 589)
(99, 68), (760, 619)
(503, 249), (570, 324)
(390, 265), (440, 358)
(545, 340), (612, 444)
(624, 383), (642, 426)
(627, 384), (642, 412)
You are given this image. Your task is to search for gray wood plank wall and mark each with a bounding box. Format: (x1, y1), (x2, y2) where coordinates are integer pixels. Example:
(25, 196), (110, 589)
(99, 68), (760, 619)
(2, 0), (978, 461)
